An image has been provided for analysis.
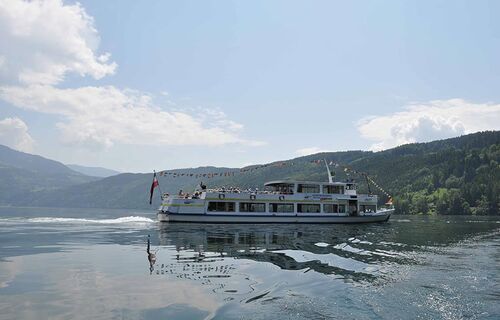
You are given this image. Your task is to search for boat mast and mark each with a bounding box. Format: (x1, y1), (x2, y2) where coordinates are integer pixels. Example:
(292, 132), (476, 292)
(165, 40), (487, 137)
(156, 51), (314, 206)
(362, 173), (372, 195)
(324, 159), (333, 183)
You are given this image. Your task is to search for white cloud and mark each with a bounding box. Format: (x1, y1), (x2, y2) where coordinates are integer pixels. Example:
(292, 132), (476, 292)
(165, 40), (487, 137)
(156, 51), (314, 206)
(0, 117), (34, 152)
(0, 0), (263, 150)
(0, 85), (264, 149)
(357, 99), (500, 150)
(0, 0), (116, 85)
(295, 147), (329, 156)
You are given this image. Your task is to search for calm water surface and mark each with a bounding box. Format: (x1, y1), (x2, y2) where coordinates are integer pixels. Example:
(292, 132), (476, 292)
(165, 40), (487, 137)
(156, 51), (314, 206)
(0, 207), (499, 319)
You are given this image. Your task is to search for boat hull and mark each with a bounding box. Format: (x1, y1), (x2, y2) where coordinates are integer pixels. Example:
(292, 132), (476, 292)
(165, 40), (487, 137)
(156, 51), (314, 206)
(157, 209), (393, 224)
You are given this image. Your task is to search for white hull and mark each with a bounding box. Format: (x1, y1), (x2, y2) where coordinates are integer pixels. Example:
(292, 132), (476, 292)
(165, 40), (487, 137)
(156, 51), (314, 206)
(157, 209), (393, 224)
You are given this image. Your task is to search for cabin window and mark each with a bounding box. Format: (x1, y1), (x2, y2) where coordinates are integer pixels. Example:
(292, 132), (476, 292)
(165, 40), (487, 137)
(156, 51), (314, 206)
(360, 205), (376, 213)
(269, 183), (294, 194)
(269, 203), (294, 213)
(207, 202), (235, 212)
(323, 185), (344, 194)
(297, 204), (320, 213)
(297, 184), (320, 193)
(346, 184), (356, 190)
(323, 204), (339, 213)
(240, 202), (266, 212)
(338, 204), (346, 213)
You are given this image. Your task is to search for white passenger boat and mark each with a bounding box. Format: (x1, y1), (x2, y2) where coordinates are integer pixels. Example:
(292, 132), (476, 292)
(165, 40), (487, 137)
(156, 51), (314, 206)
(157, 162), (393, 223)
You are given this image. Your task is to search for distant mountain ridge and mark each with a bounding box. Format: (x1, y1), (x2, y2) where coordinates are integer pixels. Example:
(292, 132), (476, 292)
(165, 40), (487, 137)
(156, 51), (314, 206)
(0, 131), (498, 215)
(21, 166), (240, 209)
(0, 145), (77, 175)
(0, 145), (99, 205)
(66, 164), (120, 178)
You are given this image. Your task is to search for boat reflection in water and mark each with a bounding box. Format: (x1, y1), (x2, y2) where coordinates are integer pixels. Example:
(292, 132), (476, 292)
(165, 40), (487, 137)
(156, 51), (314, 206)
(152, 222), (411, 291)
(152, 216), (497, 276)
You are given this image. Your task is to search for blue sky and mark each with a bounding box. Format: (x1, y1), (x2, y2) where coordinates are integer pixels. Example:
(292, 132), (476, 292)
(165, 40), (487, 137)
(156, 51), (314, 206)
(0, 0), (499, 172)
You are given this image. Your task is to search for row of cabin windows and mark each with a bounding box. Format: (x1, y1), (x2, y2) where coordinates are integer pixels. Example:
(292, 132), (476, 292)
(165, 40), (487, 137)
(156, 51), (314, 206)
(207, 202), (374, 213)
(323, 204), (346, 213)
(240, 202), (266, 212)
(294, 184), (351, 194)
(323, 185), (345, 194)
(296, 184), (320, 193)
(207, 202), (235, 212)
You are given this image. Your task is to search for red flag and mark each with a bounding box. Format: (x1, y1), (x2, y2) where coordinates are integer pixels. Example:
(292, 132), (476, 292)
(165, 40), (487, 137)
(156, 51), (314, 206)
(149, 172), (159, 205)
(385, 197), (393, 206)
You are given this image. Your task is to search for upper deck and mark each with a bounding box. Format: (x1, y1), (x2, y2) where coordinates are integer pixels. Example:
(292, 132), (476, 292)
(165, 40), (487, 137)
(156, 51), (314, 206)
(167, 179), (361, 201)
(263, 180), (358, 196)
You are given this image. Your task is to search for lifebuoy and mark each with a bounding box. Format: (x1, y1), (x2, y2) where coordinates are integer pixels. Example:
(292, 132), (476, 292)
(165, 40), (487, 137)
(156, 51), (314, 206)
(219, 193), (225, 200)
(250, 194), (256, 200)
(279, 195), (285, 201)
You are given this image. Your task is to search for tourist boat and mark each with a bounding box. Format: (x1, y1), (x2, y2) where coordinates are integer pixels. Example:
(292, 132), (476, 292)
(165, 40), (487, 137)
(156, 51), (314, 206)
(157, 161), (393, 223)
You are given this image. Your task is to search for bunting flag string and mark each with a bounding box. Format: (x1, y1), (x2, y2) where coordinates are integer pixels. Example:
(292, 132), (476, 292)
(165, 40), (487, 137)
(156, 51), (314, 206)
(157, 159), (350, 178)
(156, 158), (391, 199)
(157, 161), (290, 179)
(308, 160), (393, 200)
(365, 175), (392, 199)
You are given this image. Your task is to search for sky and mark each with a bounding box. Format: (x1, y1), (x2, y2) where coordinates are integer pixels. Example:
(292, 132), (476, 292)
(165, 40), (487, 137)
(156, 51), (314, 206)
(0, 0), (499, 173)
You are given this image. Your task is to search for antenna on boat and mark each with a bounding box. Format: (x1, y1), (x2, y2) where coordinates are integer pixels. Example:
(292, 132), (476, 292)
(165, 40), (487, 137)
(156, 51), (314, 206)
(362, 173), (372, 195)
(324, 159), (333, 183)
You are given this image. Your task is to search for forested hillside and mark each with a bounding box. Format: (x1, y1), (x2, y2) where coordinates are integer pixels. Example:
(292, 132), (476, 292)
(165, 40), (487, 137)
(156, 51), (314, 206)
(349, 131), (500, 215)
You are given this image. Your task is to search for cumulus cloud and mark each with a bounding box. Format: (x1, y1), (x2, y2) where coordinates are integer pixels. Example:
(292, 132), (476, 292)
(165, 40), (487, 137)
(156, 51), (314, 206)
(357, 99), (500, 150)
(295, 147), (329, 156)
(0, 85), (263, 149)
(0, 117), (34, 152)
(0, 0), (262, 150)
(0, 0), (116, 86)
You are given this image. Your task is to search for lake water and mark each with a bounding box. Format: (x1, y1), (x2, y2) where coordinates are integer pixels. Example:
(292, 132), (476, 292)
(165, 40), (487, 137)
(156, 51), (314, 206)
(0, 207), (499, 320)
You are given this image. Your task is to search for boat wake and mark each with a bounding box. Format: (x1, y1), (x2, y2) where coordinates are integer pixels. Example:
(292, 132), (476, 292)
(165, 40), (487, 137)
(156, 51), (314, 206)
(28, 216), (155, 224)
(0, 216), (155, 225)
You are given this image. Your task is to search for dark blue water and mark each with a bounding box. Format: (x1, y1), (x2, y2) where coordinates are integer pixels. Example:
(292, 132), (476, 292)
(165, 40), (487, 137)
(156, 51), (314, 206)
(0, 207), (499, 319)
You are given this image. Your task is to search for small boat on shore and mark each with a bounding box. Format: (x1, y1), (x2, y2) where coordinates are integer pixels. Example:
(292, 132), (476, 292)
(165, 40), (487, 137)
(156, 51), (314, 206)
(157, 161), (393, 224)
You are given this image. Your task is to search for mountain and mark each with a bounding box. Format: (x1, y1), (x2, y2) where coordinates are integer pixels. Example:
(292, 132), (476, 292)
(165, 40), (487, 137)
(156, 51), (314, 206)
(0, 144), (78, 175)
(0, 145), (99, 205)
(22, 166), (239, 209)
(1, 131), (499, 214)
(66, 164), (120, 178)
